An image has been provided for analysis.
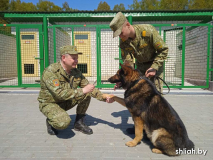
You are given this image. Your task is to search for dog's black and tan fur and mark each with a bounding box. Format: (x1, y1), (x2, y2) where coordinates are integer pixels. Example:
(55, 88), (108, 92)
(107, 63), (194, 156)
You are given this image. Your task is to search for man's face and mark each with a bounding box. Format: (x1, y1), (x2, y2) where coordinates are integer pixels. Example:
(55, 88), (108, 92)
(62, 54), (78, 69)
(119, 22), (130, 41)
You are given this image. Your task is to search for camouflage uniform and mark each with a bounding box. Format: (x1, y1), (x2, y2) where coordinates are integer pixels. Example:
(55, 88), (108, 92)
(38, 48), (104, 130)
(110, 12), (168, 92)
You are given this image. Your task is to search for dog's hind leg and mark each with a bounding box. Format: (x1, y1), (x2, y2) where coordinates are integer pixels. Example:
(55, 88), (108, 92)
(154, 136), (177, 156)
(151, 128), (178, 156)
(125, 116), (143, 147)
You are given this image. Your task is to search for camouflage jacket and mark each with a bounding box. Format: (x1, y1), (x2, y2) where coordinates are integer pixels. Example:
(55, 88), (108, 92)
(120, 24), (168, 71)
(38, 62), (104, 103)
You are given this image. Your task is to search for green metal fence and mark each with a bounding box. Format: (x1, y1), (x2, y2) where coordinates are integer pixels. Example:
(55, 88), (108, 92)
(0, 20), (212, 89)
(0, 24), (44, 87)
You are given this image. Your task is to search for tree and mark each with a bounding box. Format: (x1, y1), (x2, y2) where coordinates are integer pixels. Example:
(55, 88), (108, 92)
(37, 1), (62, 11)
(141, 0), (160, 10)
(20, 2), (37, 11)
(96, 1), (110, 11)
(62, 2), (70, 11)
(188, 0), (213, 10)
(0, 0), (9, 11)
(128, 0), (141, 10)
(113, 3), (125, 11)
(160, 0), (188, 10)
(129, 0), (160, 10)
(52, 5), (62, 11)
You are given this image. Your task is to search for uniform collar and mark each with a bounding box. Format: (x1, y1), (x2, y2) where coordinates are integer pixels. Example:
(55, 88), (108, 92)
(59, 61), (71, 78)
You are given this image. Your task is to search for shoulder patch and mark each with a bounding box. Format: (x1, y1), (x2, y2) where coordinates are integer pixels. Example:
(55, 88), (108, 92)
(141, 29), (151, 37)
(142, 31), (146, 37)
(52, 79), (59, 86)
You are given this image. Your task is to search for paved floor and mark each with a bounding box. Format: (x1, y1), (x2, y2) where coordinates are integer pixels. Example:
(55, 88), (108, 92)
(0, 89), (213, 160)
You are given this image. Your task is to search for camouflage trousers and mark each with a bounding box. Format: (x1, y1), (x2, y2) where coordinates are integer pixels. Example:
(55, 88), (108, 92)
(39, 93), (91, 130)
(136, 61), (164, 93)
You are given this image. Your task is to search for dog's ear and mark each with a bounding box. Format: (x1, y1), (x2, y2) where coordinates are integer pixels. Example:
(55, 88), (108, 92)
(120, 63), (132, 75)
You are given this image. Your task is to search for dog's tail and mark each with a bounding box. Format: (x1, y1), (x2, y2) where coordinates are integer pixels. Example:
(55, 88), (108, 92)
(186, 139), (194, 150)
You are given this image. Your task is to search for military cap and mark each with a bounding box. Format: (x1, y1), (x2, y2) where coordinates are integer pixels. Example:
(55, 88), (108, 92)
(109, 12), (127, 38)
(60, 45), (82, 56)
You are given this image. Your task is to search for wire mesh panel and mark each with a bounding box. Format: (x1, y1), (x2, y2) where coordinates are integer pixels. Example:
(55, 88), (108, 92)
(162, 26), (183, 86)
(184, 26), (208, 86)
(51, 26), (97, 84)
(48, 26), (54, 65)
(74, 27), (97, 84)
(0, 26), (18, 86)
(100, 28), (120, 84)
(20, 28), (40, 84)
(211, 26), (213, 81)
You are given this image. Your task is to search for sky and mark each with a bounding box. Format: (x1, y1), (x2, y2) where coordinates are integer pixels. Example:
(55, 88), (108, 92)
(21, 0), (133, 11)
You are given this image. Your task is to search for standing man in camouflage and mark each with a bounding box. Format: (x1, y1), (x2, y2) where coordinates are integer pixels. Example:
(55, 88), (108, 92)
(109, 12), (168, 134)
(38, 45), (114, 135)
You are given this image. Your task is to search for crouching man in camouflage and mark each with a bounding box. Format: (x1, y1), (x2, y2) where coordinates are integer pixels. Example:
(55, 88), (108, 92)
(38, 45), (114, 135)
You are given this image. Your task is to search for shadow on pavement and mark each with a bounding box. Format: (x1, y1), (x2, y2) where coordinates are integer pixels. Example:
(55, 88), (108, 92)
(56, 113), (153, 149)
(111, 110), (153, 149)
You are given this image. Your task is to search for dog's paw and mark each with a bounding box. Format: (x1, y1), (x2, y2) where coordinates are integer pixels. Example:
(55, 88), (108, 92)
(152, 148), (163, 154)
(102, 94), (114, 99)
(125, 141), (137, 147)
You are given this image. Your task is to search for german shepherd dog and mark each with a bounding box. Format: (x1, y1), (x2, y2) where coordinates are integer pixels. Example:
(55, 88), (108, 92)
(107, 63), (194, 156)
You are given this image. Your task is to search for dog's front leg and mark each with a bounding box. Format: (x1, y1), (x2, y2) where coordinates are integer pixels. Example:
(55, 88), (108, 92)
(125, 116), (143, 147)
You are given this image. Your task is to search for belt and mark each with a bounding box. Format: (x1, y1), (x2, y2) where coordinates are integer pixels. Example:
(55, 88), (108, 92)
(137, 61), (153, 64)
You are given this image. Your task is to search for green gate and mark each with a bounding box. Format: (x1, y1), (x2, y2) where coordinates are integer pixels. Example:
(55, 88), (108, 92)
(0, 23), (211, 89)
(48, 24), (211, 89)
(0, 24), (44, 87)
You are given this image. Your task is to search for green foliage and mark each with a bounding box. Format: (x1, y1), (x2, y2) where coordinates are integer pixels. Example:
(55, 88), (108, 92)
(62, 1), (78, 11)
(159, 0), (188, 10)
(128, 0), (212, 10)
(96, 1), (110, 11)
(129, 0), (160, 10)
(141, 0), (160, 10)
(188, 0), (213, 10)
(2, 0), (213, 12)
(62, 2), (70, 11)
(37, 1), (62, 12)
(19, 2), (37, 11)
(113, 3), (125, 11)
(0, 0), (9, 11)
(128, 0), (141, 10)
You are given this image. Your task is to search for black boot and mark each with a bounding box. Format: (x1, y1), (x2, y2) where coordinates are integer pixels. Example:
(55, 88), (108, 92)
(126, 126), (135, 134)
(46, 119), (58, 135)
(74, 114), (93, 135)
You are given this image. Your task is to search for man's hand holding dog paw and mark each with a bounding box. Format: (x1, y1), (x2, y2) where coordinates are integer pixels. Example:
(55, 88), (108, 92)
(102, 94), (115, 103)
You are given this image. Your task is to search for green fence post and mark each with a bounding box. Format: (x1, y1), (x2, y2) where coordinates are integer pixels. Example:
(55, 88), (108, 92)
(43, 16), (49, 68)
(39, 25), (44, 79)
(16, 26), (22, 86)
(206, 26), (211, 88)
(96, 27), (101, 87)
(72, 26), (74, 45)
(182, 27), (186, 88)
